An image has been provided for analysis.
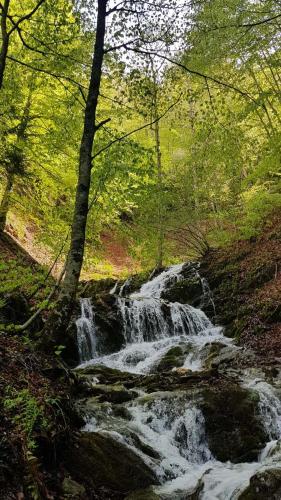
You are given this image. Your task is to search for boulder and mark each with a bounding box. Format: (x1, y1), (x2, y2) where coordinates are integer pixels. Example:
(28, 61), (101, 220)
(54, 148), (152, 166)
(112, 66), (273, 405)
(64, 432), (159, 493)
(239, 468), (281, 499)
(201, 386), (267, 462)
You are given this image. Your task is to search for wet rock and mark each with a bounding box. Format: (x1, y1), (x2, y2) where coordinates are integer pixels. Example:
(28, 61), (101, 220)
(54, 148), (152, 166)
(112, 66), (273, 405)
(94, 295), (125, 354)
(124, 487), (161, 500)
(238, 468), (281, 499)
(84, 383), (138, 404)
(75, 364), (139, 386)
(161, 264), (203, 307)
(128, 432), (161, 460)
(64, 432), (159, 492)
(62, 477), (86, 498)
(201, 386), (267, 462)
(186, 479), (204, 499)
(156, 346), (186, 372)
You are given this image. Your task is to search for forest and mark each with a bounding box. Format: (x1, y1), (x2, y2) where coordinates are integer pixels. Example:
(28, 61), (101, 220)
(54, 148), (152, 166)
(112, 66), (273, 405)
(0, 1), (281, 499)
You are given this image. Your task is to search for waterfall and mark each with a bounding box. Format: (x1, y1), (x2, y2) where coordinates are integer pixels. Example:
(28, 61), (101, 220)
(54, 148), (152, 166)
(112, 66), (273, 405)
(76, 298), (96, 363)
(244, 378), (281, 441)
(76, 263), (224, 372)
(76, 263), (281, 499)
(117, 263), (214, 344)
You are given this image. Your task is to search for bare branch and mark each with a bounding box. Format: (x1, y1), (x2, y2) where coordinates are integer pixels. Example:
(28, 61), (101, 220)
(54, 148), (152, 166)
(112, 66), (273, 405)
(91, 95), (181, 160)
(123, 45), (259, 104)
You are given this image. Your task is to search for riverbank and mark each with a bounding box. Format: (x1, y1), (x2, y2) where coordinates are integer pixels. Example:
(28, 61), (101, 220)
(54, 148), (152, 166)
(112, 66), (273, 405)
(201, 209), (281, 360)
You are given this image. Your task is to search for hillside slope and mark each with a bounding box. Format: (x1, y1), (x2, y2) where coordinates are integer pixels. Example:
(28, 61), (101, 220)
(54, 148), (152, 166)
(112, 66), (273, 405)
(201, 210), (281, 361)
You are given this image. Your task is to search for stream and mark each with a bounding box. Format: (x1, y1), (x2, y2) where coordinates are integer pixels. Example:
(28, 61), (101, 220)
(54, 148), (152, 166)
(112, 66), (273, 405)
(75, 264), (281, 499)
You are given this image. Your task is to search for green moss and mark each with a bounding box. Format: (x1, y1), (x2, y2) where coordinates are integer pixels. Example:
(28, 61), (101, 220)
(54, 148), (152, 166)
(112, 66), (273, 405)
(156, 346), (186, 372)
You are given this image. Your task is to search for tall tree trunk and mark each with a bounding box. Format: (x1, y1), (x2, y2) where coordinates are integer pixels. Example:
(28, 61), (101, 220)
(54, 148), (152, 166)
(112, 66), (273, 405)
(43, 0), (107, 339)
(0, 171), (14, 231)
(0, 0), (10, 89)
(151, 63), (164, 269)
(154, 117), (164, 269)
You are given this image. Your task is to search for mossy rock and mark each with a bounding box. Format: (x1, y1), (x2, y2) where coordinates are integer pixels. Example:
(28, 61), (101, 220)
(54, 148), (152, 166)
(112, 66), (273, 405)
(201, 386), (267, 462)
(75, 364), (139, 385)
(238, 468), (281, 499)
(125, 487), (161, 500)
(64, 432), (159, 493)
(161, 276), (202, 307)
(83, 383), (138, 404)
(62, 477), (86, 498)
(79, 278), (116, 298)
(156, 346), (186, 372)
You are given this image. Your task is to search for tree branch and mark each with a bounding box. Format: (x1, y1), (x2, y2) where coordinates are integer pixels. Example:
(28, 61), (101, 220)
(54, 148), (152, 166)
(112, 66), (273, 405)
(123, 45), (259, 104)
(91, 95), (181, 160)
(8, 0), (46, 36)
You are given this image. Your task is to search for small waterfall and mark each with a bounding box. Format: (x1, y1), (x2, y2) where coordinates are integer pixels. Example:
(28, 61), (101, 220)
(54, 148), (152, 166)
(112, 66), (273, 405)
(117, 264), (214, 345)
(77, 263), (224, 373)
(76, 298), (96, 363)
(244, 378), (281, 441)
(200, 276), (216, 316)
(128, 398), (213, 481)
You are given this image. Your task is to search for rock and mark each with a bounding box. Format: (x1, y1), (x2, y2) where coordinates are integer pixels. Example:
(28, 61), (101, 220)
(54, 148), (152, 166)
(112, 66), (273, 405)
(161, 263), (203, 307)
(64, 432), (159, 493)
(156, 346), (186, 372)
(83, 383), (138, 404)
(94, 295), (125, 354)
(173, 367), (192, 376)
(75, 364), (139, 386)
(238, 468), (281, 499)
(201, 386), (267, 462)
(125, 487), (161, 500)
(62, 477), (86, 498)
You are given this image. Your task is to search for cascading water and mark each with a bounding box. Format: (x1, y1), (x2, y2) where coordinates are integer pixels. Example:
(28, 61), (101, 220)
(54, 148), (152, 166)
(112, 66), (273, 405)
(75, 297), (96, 363)
(76, 264), (281, 499)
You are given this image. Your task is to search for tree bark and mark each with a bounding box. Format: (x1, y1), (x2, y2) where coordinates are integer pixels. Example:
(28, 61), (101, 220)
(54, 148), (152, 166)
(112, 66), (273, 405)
(154, 117), (164, 269)
(42, 0), (107, 339)
(0, 0), (10, 89)
(0, 171), (14, 231)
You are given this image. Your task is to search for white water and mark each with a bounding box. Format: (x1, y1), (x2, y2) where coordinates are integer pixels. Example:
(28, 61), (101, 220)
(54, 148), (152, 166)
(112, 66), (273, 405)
(76, 264), (281, 498)
(78, 264), (226, 372)
(75, 298), (96, 363)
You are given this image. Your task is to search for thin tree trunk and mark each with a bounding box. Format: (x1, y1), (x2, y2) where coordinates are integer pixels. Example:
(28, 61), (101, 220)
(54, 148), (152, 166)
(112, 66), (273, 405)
(0, 80), (34, 231)
(151, 63), (164, 269)
(43, 0), (107, 339)
(0, 0), (10, 89)
(154, 117), (164, 269)
(0, 171), (14, 231)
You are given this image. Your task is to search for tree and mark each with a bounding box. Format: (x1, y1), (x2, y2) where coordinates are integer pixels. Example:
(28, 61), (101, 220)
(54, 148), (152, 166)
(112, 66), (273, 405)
(0, 76), (37, 231)
(0, 0), (46, 89)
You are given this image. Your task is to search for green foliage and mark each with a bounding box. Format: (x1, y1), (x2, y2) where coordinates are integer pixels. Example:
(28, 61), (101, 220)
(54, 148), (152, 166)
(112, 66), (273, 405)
(0, 0), (280, 276)
(4, 387), (49, 451)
